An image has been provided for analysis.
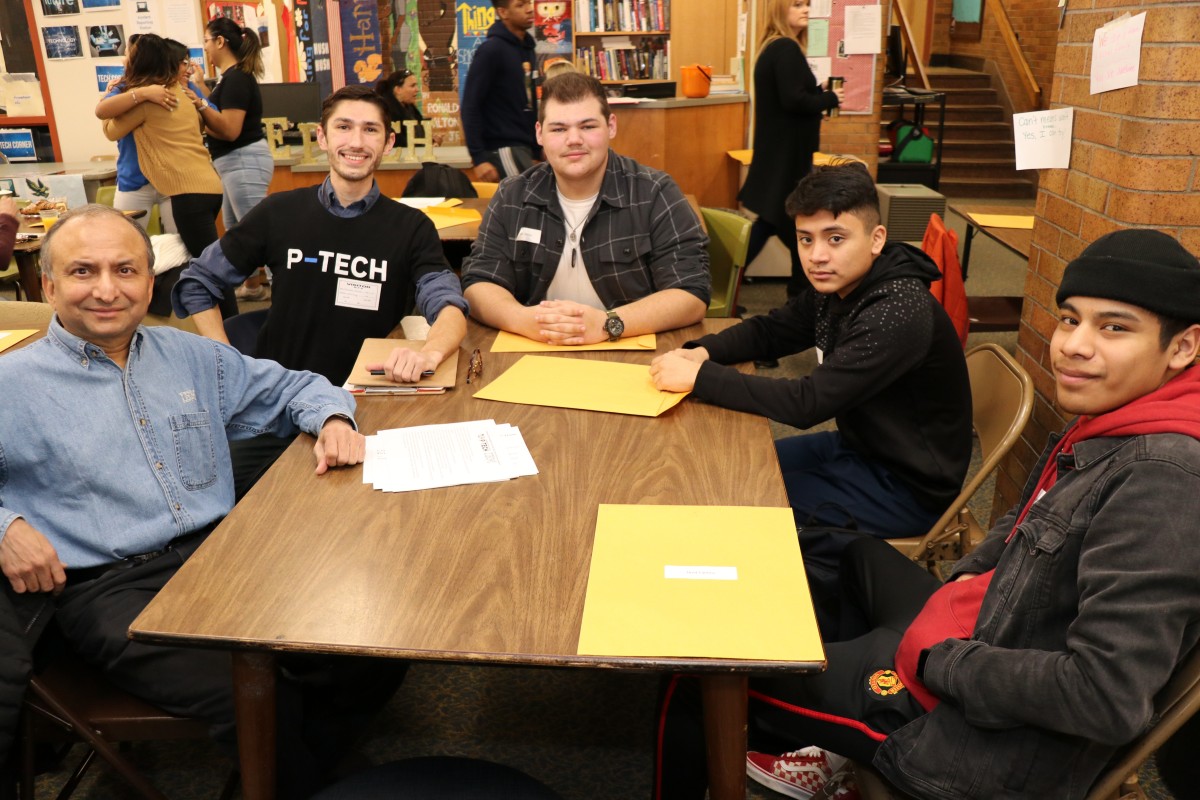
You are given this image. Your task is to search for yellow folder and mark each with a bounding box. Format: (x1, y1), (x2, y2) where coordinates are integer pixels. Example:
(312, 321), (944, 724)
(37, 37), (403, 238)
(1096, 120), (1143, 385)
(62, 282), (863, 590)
(968, 213), (1035, 230)
(422, 206), (482, 230)
(0, 329), (37, 354)
(490, 330), (657, 353)
(578, 505), (824, 663)
(472, 355), (687, 417)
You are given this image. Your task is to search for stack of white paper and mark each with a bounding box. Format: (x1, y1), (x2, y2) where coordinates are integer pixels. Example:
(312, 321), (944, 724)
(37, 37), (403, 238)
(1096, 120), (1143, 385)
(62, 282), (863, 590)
(363, 420), (537, 492)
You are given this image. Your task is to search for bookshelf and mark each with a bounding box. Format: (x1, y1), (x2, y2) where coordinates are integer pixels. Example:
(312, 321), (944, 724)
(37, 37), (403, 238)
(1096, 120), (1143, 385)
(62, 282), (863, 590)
(574, 0), (672, 84)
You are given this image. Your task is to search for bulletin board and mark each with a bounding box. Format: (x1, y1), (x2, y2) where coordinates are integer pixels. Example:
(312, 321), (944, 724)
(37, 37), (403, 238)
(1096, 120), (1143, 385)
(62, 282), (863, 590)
(805, 0), (878, 115)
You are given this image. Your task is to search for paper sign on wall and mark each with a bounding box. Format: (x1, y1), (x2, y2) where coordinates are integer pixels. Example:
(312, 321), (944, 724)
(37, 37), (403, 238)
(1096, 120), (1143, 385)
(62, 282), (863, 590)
(808, 57), (831, 86)
(842, 5), (882, 54)
(807, 19), (830, 58)
(1090, 12), (1145, 95)
(1013, 107), (1073, 171)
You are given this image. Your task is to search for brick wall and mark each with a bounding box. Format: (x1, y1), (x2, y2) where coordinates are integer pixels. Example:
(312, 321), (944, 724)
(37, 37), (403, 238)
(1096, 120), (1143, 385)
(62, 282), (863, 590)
(931, 0), (1058, 113)
(821, 28), (885, 173)
(991, 0), (1200, 519)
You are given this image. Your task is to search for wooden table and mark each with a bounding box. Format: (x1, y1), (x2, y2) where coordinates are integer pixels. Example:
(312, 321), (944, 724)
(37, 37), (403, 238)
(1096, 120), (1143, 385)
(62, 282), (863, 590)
(130, 320), (819, 800)
(947, 202), (1034, 281)
(947, 202), (1034, 333)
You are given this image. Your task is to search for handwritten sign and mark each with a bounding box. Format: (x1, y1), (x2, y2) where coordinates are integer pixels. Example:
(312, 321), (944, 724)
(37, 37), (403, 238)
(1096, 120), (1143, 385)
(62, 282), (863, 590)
(1013, 107), (1073, 171)
(1090, 12), (1145, 94)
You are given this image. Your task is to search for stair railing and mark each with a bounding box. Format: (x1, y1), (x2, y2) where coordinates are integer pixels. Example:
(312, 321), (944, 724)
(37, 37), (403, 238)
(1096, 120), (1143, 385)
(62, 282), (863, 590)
(991, 0), (1042, 109)
(892, 0), (931, 89)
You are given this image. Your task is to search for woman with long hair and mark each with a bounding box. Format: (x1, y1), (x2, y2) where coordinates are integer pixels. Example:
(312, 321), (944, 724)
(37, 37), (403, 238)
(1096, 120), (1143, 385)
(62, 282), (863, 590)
(93, 33), (179, 233)
(193, 17), (272, 299)
(374, 69), (431, 148)
(101, 34), (235, 316)
(739, 0), (844, 297)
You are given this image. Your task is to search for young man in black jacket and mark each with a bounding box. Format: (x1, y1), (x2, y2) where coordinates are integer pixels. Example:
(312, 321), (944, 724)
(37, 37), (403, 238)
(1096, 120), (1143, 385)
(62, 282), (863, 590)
(461, 0), (538, 182)
(651, 164), (972, 540)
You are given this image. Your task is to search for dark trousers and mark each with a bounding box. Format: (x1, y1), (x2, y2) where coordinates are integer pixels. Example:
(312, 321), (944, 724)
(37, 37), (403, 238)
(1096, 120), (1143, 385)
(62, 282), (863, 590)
(168, 192), (237, 318)
(1, 530), (405, 798)
(776, 431), (940, 538)
(746, 217), (806, 299)
(656, 538), (939, 800)
(230, 433), (297, 501)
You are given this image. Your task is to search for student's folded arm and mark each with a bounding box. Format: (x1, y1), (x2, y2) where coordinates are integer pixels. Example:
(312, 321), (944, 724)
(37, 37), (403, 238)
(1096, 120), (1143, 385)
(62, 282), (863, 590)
(611, 290), (706, 338)
(641, 182), (712, 313)
(463, 283), (542, 340)
(923, 458), (1200, 745)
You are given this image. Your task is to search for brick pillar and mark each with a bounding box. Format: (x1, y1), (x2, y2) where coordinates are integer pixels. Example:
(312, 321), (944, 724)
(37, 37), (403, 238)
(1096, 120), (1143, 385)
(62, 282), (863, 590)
(820, 30), (885, 173)
(992, 0), (1200, 520)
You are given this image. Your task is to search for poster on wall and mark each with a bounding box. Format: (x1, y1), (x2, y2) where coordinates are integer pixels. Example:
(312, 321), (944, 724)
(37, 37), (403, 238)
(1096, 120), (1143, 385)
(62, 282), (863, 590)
(42, 26), (85, 60)
(40, 0), (81, 16)
(95, 63), (125, 91)
(456, 0), (491, 96)
(82, 0), (121, 10)
(826, 0), (877, 114)
(300, 0), (333, 97)
(86, 24), (127, 57)
(339, 0), (385, 84)
(127, 0), (156, 34)
(0, 130), (38, 163)
(533, 0), (572, 75)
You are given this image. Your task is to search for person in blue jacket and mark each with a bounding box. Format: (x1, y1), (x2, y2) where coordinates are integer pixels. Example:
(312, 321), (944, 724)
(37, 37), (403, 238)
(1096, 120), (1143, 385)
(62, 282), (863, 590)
(461, 0), (539, 182)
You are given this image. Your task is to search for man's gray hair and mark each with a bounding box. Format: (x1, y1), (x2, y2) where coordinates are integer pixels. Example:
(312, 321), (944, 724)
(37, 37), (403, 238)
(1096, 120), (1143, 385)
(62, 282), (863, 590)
(40, 204), (156, 280)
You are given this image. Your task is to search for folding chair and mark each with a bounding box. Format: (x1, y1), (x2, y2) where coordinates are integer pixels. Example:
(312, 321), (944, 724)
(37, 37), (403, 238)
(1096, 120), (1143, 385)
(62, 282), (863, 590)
(20, 654), (236, 800)
(700, 208), (751, 319)
(888, 344), (1033, 571)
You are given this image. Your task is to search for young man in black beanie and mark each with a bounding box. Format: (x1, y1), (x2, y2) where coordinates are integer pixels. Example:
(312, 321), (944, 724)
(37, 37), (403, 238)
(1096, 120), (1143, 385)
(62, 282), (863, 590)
(658, 228), (1200, 800)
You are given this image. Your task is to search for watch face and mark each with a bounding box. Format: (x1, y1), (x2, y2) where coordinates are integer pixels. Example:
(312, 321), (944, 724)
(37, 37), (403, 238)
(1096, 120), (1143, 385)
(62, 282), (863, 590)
(605, 314), (624, 339)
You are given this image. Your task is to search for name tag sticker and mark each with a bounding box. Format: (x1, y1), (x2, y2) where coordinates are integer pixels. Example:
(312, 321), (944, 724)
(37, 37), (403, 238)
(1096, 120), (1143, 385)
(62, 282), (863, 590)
(516, 227), (542, 244)
(335, 278), (382, 311)
(664, 565), (738, 581)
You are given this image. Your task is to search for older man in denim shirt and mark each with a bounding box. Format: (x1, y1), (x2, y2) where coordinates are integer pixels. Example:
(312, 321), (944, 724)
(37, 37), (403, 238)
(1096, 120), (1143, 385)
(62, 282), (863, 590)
(0, 205), (368, 792)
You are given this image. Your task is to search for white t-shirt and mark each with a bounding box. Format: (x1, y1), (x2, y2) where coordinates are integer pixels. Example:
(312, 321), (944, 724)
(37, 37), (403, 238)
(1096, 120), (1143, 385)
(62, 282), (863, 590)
(546, 190), (605, 310)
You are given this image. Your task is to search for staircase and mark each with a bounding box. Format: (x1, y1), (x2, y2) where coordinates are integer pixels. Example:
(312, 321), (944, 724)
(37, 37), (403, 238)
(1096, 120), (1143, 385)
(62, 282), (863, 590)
(880, 66), (1036, 199)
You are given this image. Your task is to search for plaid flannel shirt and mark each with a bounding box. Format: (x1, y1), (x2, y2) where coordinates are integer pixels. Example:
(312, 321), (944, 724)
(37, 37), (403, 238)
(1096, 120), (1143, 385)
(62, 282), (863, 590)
(461, 151), (711, 309)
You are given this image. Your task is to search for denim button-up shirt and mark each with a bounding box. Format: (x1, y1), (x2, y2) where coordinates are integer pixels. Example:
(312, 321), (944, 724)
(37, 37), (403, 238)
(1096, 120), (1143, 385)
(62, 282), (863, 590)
(0, 319), (356, 568)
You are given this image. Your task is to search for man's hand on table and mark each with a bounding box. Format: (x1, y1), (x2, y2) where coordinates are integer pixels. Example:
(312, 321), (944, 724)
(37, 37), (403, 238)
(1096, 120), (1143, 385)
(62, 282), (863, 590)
(532, 300), (608, 345)
(650, 347), (709, 392)
(366, 346), (443, 383)
(313, 417), (366, 475)
(0, 519), (67, 594)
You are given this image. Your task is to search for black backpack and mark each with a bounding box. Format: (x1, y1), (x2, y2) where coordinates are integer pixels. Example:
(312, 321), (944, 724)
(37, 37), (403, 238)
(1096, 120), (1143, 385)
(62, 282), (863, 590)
(401, 162), (478, 199)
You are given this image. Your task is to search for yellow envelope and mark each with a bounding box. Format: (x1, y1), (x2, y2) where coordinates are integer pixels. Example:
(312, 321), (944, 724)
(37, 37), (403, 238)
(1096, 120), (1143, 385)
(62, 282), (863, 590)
(0, 329), (37, 354)
(491, 330), (657, 353)
(578, 505), (824, 663)
(472, 355), (687, 417)
(422, 207), (482, 230)
(968, 213), (1035, 230)
(433, 197), (463, 208)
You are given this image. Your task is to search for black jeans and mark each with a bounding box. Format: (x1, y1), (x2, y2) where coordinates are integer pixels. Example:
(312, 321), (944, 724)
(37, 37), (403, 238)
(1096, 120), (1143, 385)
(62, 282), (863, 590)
(745, 217), (806, 299)
(168, 192), (237, 318)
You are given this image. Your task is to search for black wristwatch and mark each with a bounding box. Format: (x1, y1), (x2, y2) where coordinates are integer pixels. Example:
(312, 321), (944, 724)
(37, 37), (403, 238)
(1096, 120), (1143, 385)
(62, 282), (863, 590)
(603, 310), (625, 341)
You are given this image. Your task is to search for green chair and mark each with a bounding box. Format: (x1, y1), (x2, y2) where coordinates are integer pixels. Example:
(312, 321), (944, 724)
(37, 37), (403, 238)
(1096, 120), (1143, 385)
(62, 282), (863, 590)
(95, 184), (116, 207)
(146, 203), (162, 236)
(700, 207), (752, 318)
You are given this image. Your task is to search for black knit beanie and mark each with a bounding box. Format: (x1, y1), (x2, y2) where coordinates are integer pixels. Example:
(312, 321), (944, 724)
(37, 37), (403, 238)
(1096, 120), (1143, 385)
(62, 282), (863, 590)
(1056, 229), (1200, 323)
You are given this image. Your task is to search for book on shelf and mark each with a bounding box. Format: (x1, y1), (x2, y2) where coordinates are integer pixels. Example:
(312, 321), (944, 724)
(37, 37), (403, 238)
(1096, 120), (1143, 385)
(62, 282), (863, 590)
(576, 0), (670, 33)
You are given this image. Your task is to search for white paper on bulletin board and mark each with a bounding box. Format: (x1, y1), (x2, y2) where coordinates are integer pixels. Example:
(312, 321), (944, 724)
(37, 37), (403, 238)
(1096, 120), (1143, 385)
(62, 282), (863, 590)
(1013, 107), (1073, 171)
(827, 0), (878, 114)
(808, 57), (832, 85)
(1090, 12), (1145, 95)
(810, 0), (832, 18)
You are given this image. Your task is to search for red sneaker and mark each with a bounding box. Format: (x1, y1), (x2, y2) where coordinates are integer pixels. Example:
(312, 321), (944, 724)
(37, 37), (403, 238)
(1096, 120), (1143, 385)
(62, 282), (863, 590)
(746, 746), (847, 800)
